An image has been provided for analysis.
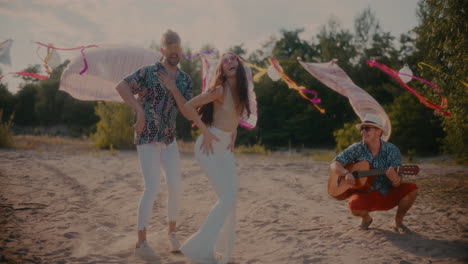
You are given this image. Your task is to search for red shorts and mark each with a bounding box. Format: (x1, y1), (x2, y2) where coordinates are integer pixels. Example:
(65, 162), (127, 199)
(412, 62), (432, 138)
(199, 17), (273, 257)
(348, 182), (418, 212)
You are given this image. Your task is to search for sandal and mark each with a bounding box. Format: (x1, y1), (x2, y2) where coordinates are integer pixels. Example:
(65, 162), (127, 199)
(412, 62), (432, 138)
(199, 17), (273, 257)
(359, 217), (373, 230)
(136, 240), (148, 249)
(392, 223), (411, 234)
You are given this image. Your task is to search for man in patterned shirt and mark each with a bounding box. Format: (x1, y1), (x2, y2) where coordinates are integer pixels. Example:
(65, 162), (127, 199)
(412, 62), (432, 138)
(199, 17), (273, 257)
(330, 113), (418, 233)
(116, 30), (193, 252)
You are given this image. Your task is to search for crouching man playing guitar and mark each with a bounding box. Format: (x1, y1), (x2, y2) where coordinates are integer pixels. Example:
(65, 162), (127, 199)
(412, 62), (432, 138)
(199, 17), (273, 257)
(329, 114), (418, 234)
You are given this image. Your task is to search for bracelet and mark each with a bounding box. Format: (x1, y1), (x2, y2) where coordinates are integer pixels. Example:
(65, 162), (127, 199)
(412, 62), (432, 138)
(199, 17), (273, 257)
(392, 177), (401, 185)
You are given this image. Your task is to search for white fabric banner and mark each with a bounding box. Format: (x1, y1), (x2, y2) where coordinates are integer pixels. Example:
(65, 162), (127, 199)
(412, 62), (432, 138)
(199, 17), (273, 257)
(299, 59), (391, 140)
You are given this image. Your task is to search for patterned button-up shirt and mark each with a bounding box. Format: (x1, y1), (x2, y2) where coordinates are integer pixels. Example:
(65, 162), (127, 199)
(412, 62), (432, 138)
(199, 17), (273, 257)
(124, 62), (193, 145)
(334, 140), (402, 195)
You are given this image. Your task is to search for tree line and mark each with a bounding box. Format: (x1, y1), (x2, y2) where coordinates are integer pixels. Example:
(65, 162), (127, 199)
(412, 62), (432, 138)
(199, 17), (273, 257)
(0, 2), (466, 163)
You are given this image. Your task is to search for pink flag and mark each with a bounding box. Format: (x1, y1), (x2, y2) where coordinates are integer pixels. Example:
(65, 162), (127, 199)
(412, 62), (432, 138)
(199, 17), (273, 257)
(200, 53), (218, 94)
(298, 58), (391, 141)
(0, 39), (13, 66)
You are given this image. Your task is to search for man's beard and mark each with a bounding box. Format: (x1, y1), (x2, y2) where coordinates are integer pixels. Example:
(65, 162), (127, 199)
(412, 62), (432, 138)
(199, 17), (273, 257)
(167, 56), (179, 66)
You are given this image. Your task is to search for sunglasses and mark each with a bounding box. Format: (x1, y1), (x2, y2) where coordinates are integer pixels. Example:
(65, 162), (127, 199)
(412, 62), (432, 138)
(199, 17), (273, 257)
(360, 126), (375, 132)
(164, 44), (182, 54)
(222, 55), (238, 65)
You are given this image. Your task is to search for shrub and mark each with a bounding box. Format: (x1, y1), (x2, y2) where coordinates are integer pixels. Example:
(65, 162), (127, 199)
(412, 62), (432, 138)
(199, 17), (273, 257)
(92, 102), (134, 149)
(333, 122), (361, 152)
(235, 142), (270, 155)
(0, 109), (14, 148)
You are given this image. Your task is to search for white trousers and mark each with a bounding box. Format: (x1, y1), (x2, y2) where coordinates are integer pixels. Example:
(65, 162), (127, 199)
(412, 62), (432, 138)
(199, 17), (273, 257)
(180, 126), (237, 264)
(136, 140), (181, 230)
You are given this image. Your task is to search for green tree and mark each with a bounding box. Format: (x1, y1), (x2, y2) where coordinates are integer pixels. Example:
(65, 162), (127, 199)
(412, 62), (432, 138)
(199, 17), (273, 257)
(13, 83), (38, 126)
(253, 29), (342, 148)
(35, 77), (62, 126)
(178, 47), (202, 141)
(60, 93), (98, 136)
(317, 17), (357, 68)
(414, 0), (468, 163)
(272, 28), (316, 61)
(0, 82), (16, 123)
(228, 44), (247, 57)
(387, 93), (444, 155)
(352, 8), (401, 106)
(316, 17), (359, 130)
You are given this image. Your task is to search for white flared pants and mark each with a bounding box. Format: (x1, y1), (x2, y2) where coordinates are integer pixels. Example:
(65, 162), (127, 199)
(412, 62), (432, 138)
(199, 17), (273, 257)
(180, 127), (237, 264)
(136, 140), (181, 230)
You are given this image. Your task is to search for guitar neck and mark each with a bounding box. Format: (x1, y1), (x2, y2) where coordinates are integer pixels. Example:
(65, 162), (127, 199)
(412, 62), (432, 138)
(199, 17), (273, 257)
(355, 167), (395, 178)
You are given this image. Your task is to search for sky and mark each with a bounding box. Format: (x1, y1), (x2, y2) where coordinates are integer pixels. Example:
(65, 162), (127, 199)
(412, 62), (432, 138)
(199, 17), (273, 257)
(0, 0), (420, 93)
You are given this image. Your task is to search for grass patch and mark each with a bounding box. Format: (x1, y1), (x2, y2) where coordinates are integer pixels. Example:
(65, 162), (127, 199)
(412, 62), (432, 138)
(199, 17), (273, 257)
(428, 159), (460, 166)
(300, 149), (336, 162)
(308, 152), (335, 162)
(11, 135), (96, 153)
(235, 143), (270, 155)
(410, 172), (468, 207)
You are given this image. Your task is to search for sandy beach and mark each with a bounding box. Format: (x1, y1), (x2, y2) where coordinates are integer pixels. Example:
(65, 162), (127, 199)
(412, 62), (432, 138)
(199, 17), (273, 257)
(1, 136), (467, 264)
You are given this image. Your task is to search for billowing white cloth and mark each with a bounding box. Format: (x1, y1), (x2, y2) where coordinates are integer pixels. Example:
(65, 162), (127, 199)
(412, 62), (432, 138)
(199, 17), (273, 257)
(59, 45), (162, 102)
(299, 59), (391, 140)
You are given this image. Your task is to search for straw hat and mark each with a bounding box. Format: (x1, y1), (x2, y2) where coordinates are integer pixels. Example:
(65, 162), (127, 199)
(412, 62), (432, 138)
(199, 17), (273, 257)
(356, 113), (388, 138)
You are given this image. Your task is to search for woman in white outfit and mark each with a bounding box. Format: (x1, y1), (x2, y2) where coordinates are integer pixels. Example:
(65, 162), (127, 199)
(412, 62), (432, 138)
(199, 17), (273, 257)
(180, 53), (252, 264)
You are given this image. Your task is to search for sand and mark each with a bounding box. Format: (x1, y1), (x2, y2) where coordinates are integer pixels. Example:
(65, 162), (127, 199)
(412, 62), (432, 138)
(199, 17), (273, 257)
(1, 137), (467, 263)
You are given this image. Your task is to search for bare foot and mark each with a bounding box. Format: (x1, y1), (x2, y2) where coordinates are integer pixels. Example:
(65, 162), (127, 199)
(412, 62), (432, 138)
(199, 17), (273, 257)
(359, 217), (373, 230)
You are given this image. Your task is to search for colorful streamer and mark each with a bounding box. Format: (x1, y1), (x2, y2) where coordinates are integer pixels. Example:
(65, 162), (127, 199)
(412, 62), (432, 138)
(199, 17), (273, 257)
(184, 49), (216, 59)
(269, 57), (325, 113)
(36, 45), (60, 75)
(34, 42), (98, 75)
(298, 58), (392, 141)
(242, 61), (268, 82)
(367, 60), (450, 116)
(11, 72), (49, 80)
(417, 62), (468, 88)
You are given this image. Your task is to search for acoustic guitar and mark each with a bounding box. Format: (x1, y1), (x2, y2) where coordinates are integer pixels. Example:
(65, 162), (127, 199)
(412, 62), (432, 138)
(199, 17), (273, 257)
(328, 160), (419, 200)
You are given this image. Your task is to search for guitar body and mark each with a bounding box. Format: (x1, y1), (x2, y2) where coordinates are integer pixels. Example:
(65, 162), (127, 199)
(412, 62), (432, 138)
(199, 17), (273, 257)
(328, 161), (374, 201)
(328, 161), (419, 201)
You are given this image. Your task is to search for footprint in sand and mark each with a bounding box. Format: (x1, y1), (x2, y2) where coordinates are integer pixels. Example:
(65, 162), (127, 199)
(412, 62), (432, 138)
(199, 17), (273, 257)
(302, 255), (325, 264)
(63, 232), (80, 239)
(15, 202), (48, 210)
